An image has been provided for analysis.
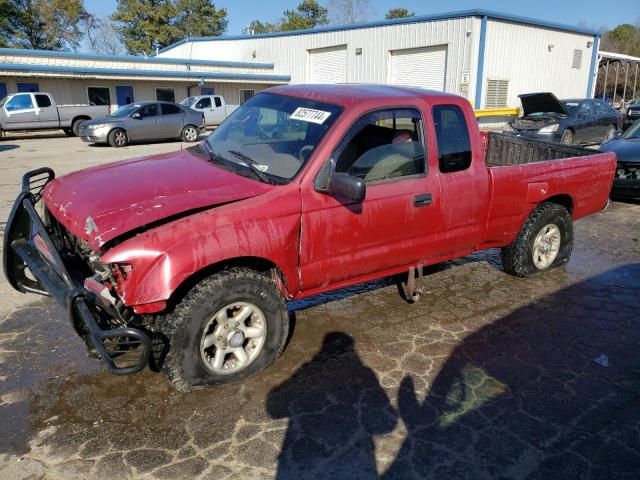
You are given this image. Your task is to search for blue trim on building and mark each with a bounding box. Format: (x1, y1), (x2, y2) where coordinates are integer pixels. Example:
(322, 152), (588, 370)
(474, 16), (488, 109)
(0, 63), (290, 82)
(158, 9), (600, 54)
(0, 48), (274, 69)
(587, 36), (600, 98)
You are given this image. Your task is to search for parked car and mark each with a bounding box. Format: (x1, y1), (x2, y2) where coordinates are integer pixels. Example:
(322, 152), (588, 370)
(600, 119), (640, 199)
(4, 84), (615, 389)
(78, 101), (205, 147)
(0, 92), (109, 137)
(510, 93), (622, 145)
(180, 95), (239, 126)
(622, 98), (640, 129)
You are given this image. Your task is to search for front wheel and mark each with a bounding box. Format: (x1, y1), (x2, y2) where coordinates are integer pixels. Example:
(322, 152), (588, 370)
(155, 268), (289, 391)
(181, 125), (199, 142)
(560, 129), (574, 145)
(501, 202), (573, 278)
(108, 128), (128, 147)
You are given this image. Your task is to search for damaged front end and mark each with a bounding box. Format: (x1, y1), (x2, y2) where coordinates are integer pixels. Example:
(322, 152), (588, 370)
(3, 168), (152, 374)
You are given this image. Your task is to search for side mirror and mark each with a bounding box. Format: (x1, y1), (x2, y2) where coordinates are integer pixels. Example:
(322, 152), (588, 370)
(327, 173), (366, 202)
(131, 112), (142, 119)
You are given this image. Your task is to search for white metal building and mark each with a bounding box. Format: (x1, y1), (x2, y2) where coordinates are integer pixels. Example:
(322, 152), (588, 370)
(0, 9), (600, 116)
(157, 9), (600, 112)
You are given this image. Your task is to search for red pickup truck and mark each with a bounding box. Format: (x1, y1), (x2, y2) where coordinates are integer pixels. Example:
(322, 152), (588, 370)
(4, 85), (616, 390)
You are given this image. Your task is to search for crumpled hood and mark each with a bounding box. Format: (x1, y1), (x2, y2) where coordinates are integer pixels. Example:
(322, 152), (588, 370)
(519, 92), (569, 117)
(43, 148), (273, 250)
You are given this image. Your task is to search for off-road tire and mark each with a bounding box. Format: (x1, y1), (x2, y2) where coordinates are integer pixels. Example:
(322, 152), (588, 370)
(501, 202), (573, 278)
(71, 118), (86, 137)
(63, 128), (74, 136)
(154, 268), (289, 391)
(108, 128), (128, 148)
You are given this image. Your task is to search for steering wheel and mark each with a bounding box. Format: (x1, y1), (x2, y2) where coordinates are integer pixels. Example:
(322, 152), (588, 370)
(299, 145), (315, 163)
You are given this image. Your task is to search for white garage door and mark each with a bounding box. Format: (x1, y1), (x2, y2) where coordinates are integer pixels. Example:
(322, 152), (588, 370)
(389, 46), (447, 91)
(309, 45), (347, 84)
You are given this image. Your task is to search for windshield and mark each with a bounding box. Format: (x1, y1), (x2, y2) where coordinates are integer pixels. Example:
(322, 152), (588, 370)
(181, 97), (197, 107)
(623, 121), (640, 139)
(109, 104), (141, 117)
(562, 102), (579, 115)
(204, 92), (342, 182)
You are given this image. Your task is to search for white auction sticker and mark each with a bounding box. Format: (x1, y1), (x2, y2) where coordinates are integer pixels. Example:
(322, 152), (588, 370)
(290, 107), (331, 124)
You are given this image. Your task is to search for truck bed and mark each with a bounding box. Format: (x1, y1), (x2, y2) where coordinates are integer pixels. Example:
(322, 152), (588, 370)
(482, 132), (600, 167)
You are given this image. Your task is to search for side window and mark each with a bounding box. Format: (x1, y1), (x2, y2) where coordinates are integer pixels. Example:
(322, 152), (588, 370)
(195, 97), (211, 109)
(138, 104), (158, 117)
(35, 94), (52, 108)
(594, 100), (610, 114)
(335, 109), (426, 183)
(433, 105), (472, 173)
(579, 102), (594, 116)
(5, 94), (34, 111)
(214, 97), (222, 108)
(161, 103), (181, 115)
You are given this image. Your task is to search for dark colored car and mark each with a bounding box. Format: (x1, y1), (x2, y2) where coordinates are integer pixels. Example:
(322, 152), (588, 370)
(510, 93), (622, 145)
(600, 119), (640, 199)
(623, 98), (640, 129)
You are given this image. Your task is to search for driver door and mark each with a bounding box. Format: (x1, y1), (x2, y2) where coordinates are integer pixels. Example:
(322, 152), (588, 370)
(299, 108), (443, 292)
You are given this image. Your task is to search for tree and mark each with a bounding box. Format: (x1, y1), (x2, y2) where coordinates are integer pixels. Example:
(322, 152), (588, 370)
(245, 20), (279, 34)
(329, 0), (373, 24)
(111, 0), (180, 55)
(82, 15), (126, 55)
(3, 0), (87, 50)
(601, 23), (640, 57)
(280, 0), (329, 31)
(247, 0), (329, 34)
(0, 0), (16, 47)
(385, 7), (414, 20)
(174, 0), (227, 38)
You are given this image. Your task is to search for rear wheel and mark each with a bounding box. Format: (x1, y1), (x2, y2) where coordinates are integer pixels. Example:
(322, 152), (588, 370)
(71, 118), (87, 137)
(181, 124), (199, 142)
(108, 128), (128, 148)
(560, 129), (574, 145)
(155, 268), (289, 391)
(501, 202), (573, 277)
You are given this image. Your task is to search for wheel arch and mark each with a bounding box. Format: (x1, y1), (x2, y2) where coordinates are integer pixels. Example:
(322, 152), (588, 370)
(542, 194), (574, 216)
(71, 115), (91, 124)
(164, 256), (293, 312)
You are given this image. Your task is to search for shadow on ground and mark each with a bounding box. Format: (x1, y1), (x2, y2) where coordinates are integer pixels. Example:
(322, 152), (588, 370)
(0, 144), (19, 152)
(268, 264), (640, 479)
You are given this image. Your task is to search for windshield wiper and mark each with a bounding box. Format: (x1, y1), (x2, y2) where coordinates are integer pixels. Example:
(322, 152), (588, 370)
(227, 150), (272, 184)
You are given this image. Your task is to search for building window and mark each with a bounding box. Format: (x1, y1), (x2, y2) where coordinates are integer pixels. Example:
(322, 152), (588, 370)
(201, 87), (215, 95)
(433, 105), (472, 173)
(88, 87), (111, 106)
(485, 79), (509, 109)
(572, 49), (583, 69)
(17, 82), (39, 93)
(239, 89), (255, 104)
(156, 88), (175, 103)
(0, 82), (7, 100)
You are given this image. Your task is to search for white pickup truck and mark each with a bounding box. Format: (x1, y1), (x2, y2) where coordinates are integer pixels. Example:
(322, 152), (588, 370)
(180, 95), (239, 126)
(0, 92), (110, 137)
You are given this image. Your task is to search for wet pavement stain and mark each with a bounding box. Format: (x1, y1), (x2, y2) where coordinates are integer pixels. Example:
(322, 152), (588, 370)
(0, 202), (639, 479)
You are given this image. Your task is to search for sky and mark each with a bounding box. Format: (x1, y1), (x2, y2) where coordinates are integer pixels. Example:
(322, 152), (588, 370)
(84, 0), (639, 39)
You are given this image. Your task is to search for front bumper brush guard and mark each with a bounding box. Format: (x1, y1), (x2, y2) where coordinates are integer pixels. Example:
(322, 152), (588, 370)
(3, 168), (151, 375)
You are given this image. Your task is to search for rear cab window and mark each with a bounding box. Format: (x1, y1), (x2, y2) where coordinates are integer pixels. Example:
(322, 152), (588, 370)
(432, 105), (472, 173)
(35, 94), (52, 108)
(214, 97), (222, 108)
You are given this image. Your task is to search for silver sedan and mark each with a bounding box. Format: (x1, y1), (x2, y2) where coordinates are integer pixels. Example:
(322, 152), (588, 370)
(79, 101), (205, 147)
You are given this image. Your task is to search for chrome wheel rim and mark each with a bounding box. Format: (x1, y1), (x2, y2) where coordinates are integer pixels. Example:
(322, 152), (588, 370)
(532, 223), (561, 269)
(114, 131), (126, 146)
(200, 302), (267, 375)
(184, 127), (197, 141)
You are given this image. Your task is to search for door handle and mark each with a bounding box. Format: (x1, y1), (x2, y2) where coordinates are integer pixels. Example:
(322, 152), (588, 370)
(414, 193), (432, 207)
